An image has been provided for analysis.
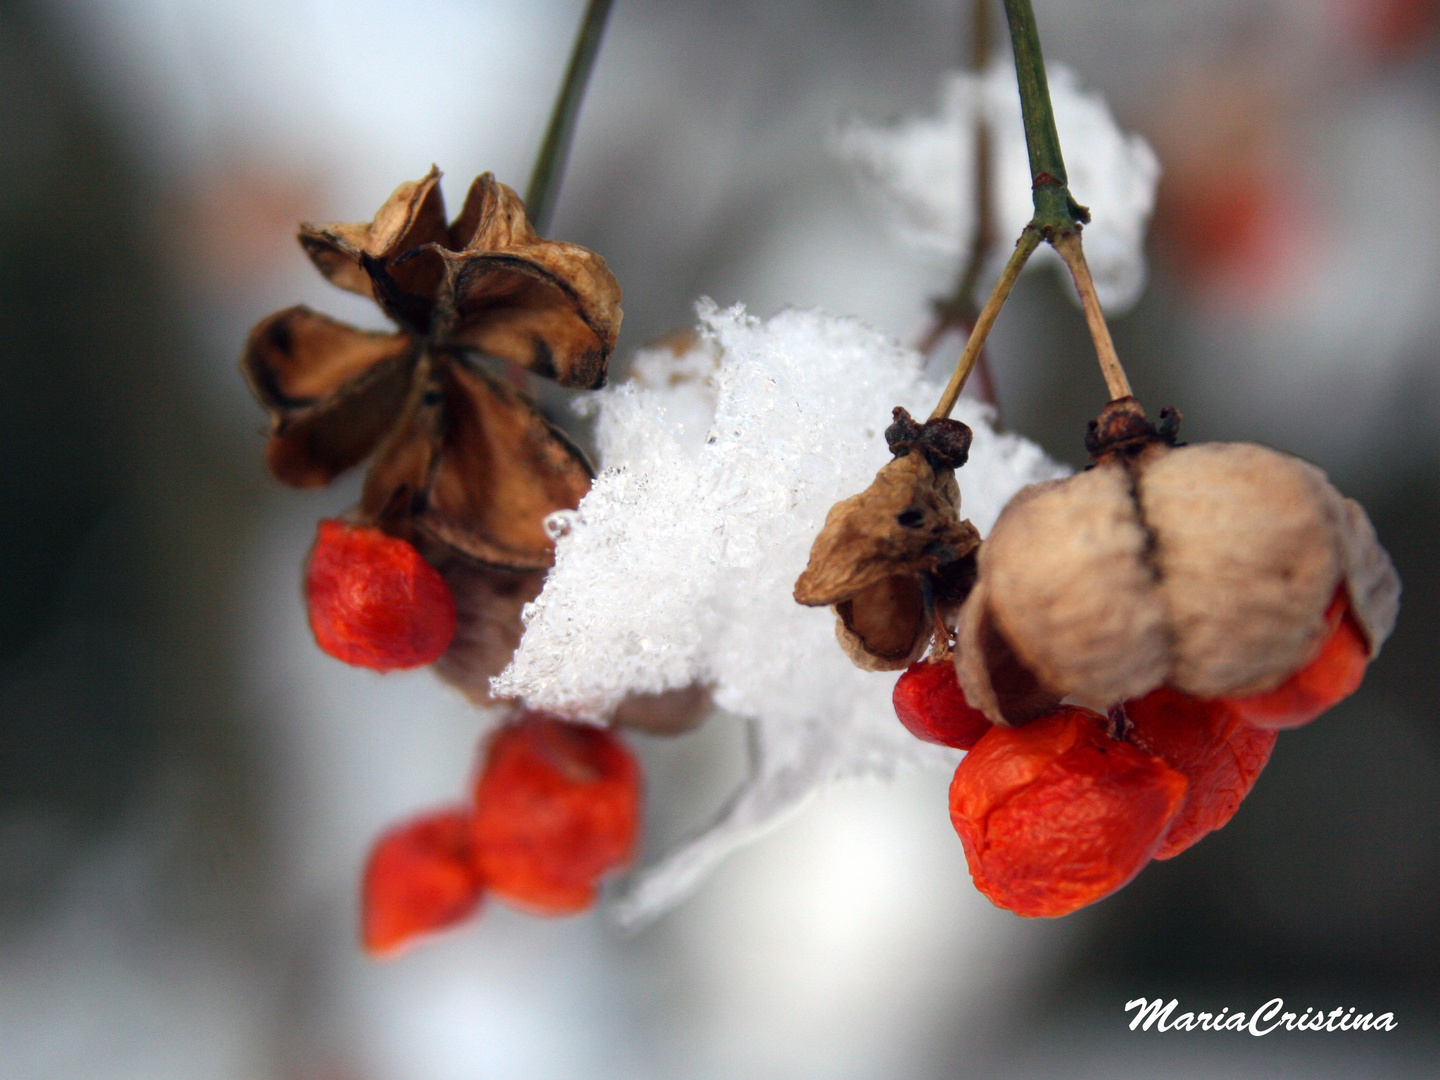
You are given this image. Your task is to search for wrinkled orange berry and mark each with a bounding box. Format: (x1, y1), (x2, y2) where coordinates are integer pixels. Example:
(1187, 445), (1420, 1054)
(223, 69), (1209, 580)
(362, 807), (483, 957)
(1225, 591), (1369, 730)
(949, 707), (1188, 918)
(306, 519), (457, 671)
(471, 714), (641, 916)
(1123, 687), (1277, 859)
(893, 659), (992, 749)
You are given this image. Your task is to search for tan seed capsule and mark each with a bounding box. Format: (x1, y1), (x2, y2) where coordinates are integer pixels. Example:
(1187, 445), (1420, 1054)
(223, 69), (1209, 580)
(956, 410), (1399, 725)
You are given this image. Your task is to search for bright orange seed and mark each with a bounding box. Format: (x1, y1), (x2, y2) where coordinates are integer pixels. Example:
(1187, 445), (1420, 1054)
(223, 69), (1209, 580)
(1123, 687), (1277, 859)
(362, 807), (483, 957)
(471, 714), (641, 916)
(893, 658), (993, 750)
(949, 707), (1188, 918)
(1225, 590), (1369, 730)
(306, 519), (457, 671)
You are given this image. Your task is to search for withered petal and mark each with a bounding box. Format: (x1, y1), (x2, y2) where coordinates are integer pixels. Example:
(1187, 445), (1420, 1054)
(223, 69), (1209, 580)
(432, 174), (622, 389)
(362, 354), (594, 570)
(448, 172), (537, 252)
(441, 256), (616, 389)
(241, 306), (417, 487)
(794, 451), (980, 607)
(298, 166), (450, 311)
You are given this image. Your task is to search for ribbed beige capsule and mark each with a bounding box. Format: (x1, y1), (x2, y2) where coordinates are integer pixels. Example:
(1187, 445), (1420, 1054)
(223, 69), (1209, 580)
(956, 440), (1400, 725)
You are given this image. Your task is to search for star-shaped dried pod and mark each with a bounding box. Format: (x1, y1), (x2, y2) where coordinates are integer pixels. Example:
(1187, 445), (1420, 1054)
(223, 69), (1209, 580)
(795, 408), (981, 671)
(242, 167), (621, 572)
(955, 398), (1400, 725)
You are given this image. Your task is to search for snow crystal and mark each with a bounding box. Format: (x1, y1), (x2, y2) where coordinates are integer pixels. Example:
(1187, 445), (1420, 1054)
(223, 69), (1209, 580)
(493, 302), (1067, 926)
(834, 62), (1160, 313)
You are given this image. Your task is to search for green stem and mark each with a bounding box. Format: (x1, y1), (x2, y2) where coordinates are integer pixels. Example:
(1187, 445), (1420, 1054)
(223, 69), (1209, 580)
(524, 0), (615, 234)
(1003, 0), (1134, 402)
(1001, 0), (1087, 233)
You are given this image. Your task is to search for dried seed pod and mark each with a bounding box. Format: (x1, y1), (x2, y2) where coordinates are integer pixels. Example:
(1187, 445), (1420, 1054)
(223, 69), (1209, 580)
(956, 401), (1399, 725)
(423, 548), (547, 706)
(244, 168), (617, 573)
(795, 408), (981, 670)
(611, 684), (713, 735)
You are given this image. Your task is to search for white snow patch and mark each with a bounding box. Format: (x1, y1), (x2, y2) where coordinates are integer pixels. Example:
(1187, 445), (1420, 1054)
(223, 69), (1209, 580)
(834, 62), (1160, 313)
(494, 302), (1066, 925)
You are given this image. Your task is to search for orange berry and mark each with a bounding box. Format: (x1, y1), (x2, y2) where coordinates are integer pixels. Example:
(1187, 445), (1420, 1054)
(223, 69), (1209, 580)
(471, 714), (641, 916)
(893, 659), (993, 749)
(949, 707), (1187, 918)
(361, 807), (483, 957)
(1123, 687), (1277, 859)
(306, 520), (457, 670)
(1224, 591), (1369, 730)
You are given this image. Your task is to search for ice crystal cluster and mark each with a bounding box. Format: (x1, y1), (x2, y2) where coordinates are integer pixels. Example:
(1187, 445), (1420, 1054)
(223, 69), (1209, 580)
(494, 302), (1065, 924)
(835, 63), (1160, 312)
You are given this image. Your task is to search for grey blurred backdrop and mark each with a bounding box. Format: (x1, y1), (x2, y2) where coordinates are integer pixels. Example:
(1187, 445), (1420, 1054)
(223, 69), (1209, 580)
(0, 0), (1436, 1077)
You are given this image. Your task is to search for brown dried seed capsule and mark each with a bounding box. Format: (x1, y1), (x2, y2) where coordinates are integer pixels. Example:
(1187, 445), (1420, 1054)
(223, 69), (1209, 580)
(956, 408), (1398, 725)
(795, 435), (981, 671)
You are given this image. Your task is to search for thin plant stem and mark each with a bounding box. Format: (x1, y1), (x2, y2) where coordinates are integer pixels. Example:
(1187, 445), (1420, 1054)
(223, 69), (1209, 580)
(1052, 232), (1131, 400)
(917, 0), (1004, 420)
(524, 0), (615, 234)
(1001, 0), (1081, 232)
(930, 227), (1041, 420)
(1002, 0), (1135, 402)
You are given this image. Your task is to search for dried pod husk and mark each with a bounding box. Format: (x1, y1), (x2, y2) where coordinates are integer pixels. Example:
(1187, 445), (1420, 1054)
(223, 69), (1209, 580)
(957, 429), (1399, 725)
(612, 684), (713, 735)
(833, 573), (931, 671)
(796, 447), (980, 670)
(418, 540), (547, 705)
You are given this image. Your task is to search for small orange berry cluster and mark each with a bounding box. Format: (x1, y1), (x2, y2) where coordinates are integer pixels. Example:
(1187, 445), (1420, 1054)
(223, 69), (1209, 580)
(806, 396), (1398, 919)
(362, 712), (641, 957)
(895, 586), (1367, 917)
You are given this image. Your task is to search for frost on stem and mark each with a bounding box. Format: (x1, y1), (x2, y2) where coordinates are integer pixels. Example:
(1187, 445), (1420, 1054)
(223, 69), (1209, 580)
(493, 301), (1065, 926)
(835, 62), (1160, 312)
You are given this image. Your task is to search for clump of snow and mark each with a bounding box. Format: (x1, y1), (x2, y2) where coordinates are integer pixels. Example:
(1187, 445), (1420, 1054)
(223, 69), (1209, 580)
(834, 62), (1160, 313)
(493, 302), (1066, 926)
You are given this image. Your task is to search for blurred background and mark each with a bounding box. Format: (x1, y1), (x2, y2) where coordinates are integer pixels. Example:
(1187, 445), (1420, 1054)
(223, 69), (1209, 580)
(1, 0), (1437, 1076)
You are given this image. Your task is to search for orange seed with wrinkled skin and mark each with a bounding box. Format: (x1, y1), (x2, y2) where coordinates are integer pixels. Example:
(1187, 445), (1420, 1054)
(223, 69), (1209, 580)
(306, 519), (457, 671)
(1123, 687), (1276, 859)
(472, 714), (641, 915)
(949, 707), (1188, 917)
(362, 807), (483, 957)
